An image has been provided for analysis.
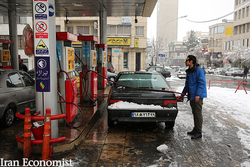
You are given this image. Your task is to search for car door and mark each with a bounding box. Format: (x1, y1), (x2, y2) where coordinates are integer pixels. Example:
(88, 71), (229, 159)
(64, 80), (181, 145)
(7, 72), (29, 113)
(19, 72), (36, 111)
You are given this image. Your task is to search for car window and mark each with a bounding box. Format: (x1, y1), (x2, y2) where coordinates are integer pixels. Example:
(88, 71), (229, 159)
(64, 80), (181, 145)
(115, 73), (170, 89)
(155, 68), (163, 72)
(180, 69), (185, 71)
(20, 72), (35, 86)
(147, 68), (155, 72)
(7, 72), (24, 87)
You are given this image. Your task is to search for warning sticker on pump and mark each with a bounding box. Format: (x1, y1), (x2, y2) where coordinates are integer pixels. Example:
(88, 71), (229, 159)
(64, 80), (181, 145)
(36, 39), (49, 55)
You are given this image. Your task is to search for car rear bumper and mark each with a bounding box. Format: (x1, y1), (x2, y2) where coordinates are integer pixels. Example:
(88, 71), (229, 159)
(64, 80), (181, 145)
(108, 108), (178, 123)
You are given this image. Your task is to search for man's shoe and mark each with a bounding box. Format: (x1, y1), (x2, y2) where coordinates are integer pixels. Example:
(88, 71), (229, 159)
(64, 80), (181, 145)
(191, 133), (202, 139)
(187, 129), (196, 135)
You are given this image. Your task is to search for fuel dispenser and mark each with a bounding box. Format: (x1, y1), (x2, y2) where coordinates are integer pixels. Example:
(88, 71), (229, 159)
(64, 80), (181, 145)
(95, 44), (107, 89)
(56, 32), (78, 123)
(0, 39), (13, 69)
(78, 35), (98, 102)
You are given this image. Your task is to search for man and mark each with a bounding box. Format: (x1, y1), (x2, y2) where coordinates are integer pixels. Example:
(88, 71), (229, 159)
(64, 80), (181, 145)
(181, 55), (207, 139)
(243, 66), (249, 82)
(19, 59), (28, 72)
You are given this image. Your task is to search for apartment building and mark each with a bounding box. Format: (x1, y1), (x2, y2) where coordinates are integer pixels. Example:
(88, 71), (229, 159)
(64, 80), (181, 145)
(56, 16), (147, 73)
(223, 0), (250, 61)
(208, 21), (233, 67)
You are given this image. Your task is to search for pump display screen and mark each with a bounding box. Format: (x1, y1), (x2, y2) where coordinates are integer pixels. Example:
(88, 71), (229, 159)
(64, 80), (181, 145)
(1, 50), (10, 62)
(66, 47), (75, 71)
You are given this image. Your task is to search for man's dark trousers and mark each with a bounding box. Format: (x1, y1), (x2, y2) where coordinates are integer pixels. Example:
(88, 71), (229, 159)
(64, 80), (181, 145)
(190, 98), (203, 133)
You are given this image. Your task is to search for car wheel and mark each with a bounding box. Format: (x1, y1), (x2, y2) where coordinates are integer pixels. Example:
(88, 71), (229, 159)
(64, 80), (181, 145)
(1, 107), (15, 128)
(108, 116), (115, 128)
(165, 121), (175, 129)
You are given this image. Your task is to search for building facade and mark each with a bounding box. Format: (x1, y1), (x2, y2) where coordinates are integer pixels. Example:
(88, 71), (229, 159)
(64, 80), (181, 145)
(208, 21), (233, 67)
(56, 16), (147, 73)
(157, 0), (178, 46)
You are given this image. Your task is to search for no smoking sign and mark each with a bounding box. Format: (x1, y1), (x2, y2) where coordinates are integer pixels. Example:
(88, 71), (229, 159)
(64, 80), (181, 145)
(35, 21), (47, 32)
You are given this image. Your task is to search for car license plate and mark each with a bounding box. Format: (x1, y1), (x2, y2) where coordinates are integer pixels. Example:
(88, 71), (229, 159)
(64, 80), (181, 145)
(131, 112), (155, 117)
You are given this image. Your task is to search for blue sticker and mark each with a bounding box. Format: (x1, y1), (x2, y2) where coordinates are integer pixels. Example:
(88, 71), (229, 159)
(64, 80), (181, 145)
(35, 57), (50, 92)
(49, 5), (54, 17)
(36, 50), (49, 55)
(83, 46), (89, 57)
(56, 44), (61, 60)
(35, 14), (47, 20)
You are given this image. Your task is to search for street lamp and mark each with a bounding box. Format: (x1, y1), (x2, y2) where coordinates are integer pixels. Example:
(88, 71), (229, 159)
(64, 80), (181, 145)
(163, 15), (187, 66)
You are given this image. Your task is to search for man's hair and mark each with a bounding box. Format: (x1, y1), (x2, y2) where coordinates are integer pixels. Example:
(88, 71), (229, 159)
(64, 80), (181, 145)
(187, 55), (196, 64)
(20, 59), (23, 63)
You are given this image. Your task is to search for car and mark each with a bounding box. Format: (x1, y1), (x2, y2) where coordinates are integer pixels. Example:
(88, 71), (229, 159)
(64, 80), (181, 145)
(107, 71), (178, 128)
(0, 69), (36, 127)
(107, 62), (115, 73)
(205, 67), (216, 74)
(225, 68), (244, 77)
(214, 68), (226, 75)
(146, 66), (171, 78)
(107, 71), (117, 83)
(176, 68), (186, 79)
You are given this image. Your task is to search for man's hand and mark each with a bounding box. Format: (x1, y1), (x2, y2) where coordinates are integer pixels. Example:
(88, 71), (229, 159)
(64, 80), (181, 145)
(176, 96), (184, 102)
(195, 96), (200, 102)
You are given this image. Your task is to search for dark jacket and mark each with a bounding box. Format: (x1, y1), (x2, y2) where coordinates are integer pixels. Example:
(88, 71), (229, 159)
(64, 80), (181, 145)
(244, 67), (249, 74)
(182, 64), (207, 100)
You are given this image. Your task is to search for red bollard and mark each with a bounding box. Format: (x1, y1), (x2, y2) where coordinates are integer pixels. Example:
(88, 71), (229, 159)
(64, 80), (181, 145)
(41, 108), (51, 160)
(23, 108), (32, 158)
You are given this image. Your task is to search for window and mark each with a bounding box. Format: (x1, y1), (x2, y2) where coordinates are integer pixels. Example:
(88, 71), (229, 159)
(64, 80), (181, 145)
(66, 26), (74, 34)
(239, 25), (242, 34)
(7, 73), (24, 87)
(18, 35), (24, 49)
(235, 0), (238, 5)
(91, 26), (98, 36)
(247, 7), (249, 17)
(107, 25), (131, 35)
(56, 25), (61, 32)
(234, 26), (238, 35)
(243, 24), (246, 33)
(123, 52), (129, 69)
(214, 26), (218, 34)
(247, 39), (249, 47)
(218, 26), (225, 33)
(243, 8), (245, 18)
(239, 10), (241, 19)
(20, 72), (35, 86)
(224, 42), (227, 50)
(135, 26), (144, 36)
(77, 26), (89, 35)
(17, 17), (27, 24)
(235, 12), (237, 21)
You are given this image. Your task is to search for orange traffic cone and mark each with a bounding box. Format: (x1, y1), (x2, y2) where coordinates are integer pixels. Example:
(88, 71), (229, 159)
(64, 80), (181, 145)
(41, 108), (51, 160)
(23, 108), (32, 158)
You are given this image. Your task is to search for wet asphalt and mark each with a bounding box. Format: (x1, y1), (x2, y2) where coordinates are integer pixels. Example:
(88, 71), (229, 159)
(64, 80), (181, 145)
(0, 73), (250, 167)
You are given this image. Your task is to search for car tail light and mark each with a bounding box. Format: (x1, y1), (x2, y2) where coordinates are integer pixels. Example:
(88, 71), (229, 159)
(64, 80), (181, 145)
(179, 72), (181, 73)
(110, 68), (113, 71)
(109, 99), (122, 104)
(234, 72), (237, 73)
(162, 100), (177, 107)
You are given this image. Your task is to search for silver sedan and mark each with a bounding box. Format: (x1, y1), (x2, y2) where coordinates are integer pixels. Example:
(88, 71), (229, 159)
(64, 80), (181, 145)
(0, 69), (36, 127)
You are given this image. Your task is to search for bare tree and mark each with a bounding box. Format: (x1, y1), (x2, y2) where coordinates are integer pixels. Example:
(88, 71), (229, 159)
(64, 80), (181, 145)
(147, 37), (167, 66)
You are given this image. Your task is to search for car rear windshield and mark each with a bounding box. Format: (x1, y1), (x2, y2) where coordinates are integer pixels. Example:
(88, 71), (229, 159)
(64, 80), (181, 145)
(115, 73), (170, 89)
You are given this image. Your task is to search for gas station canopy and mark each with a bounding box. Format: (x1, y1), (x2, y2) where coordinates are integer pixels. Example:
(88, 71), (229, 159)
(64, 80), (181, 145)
(0, 0), (157, 17)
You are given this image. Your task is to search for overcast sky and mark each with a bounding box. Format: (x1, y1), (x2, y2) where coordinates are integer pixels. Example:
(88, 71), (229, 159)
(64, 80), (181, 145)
(147, 0), (235, 41)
